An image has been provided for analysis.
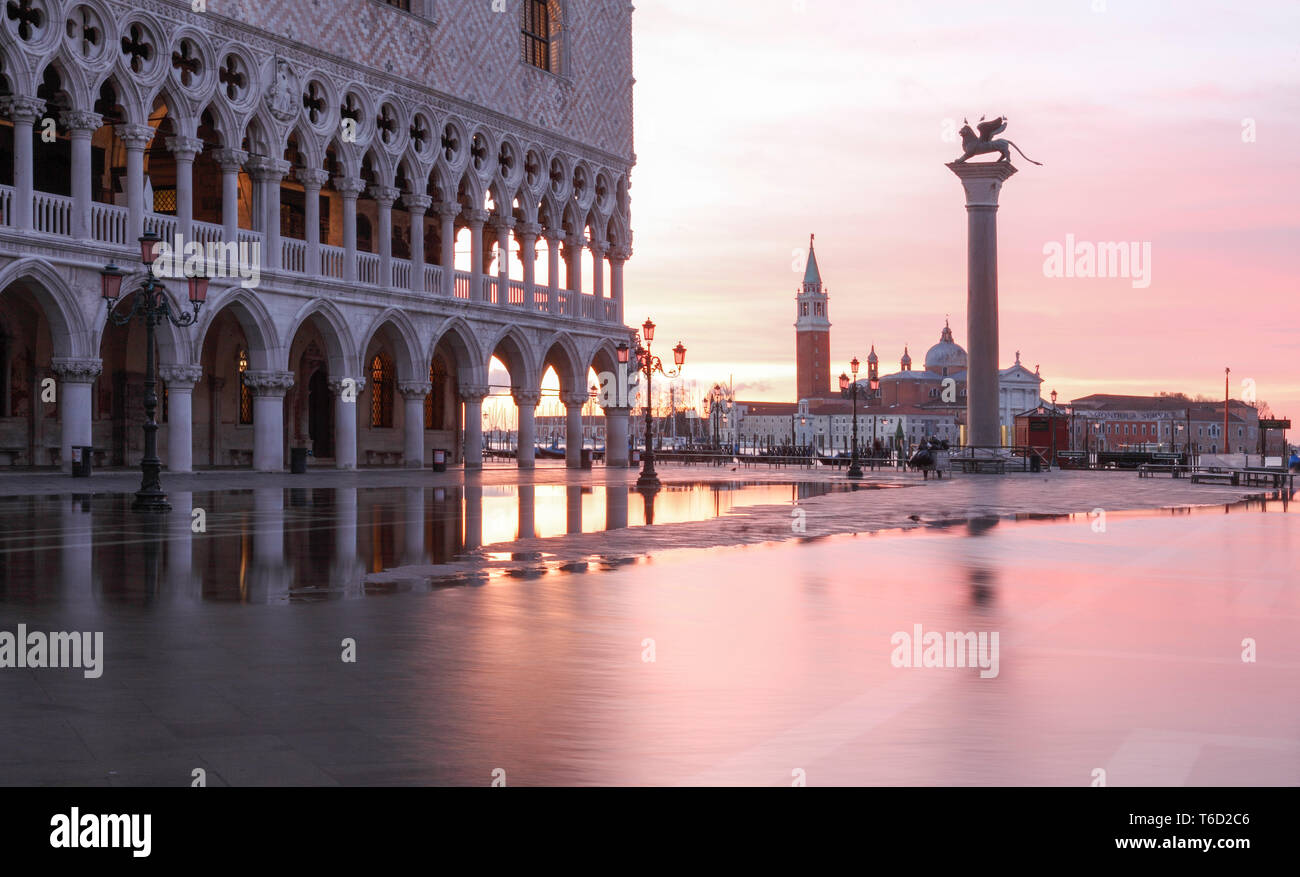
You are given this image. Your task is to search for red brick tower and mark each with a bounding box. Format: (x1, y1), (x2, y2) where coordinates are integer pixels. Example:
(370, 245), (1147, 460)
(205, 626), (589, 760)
(795, 234), (831, 400)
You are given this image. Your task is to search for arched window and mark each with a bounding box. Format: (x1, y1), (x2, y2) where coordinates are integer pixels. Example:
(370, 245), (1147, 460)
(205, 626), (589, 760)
(238, 348), (253, 424)
(371, 353), (394, 428)
(424, 358), (448, 430)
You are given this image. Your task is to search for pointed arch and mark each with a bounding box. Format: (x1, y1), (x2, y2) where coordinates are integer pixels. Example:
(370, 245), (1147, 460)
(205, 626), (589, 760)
(357, 307), (421, 380)
(429, 317), (486, 386)
(192, 285), (282, 370)
(0, 259), (92, 359)
(538, 332), (584, 395)
(285, 298), (359, 377)
(486, 326), (538, 391)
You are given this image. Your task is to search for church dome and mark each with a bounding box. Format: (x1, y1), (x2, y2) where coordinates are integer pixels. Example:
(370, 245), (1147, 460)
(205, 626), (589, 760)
(924, 320), (967, 373)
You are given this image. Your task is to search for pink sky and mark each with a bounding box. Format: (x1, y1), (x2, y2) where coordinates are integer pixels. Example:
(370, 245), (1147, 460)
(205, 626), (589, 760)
(623, 0), (1300, 436)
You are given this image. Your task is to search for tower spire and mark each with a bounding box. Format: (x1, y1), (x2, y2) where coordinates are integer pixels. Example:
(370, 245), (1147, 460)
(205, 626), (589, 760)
(803, 233), (822, 286)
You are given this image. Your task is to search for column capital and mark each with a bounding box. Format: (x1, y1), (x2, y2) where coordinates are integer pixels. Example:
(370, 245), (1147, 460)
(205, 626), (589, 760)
(333, 176), (366, 197)
(368, 184), (401, 207)
(462, 208), (490, 226)
(165, 135), (204, 160)
(489, 214), (516, 231)
(115, 123), (155, 149)
(589, 238), (609, 257)
(295, 166), (331, 189)
(403, 192), (433, 213)
(398, 380), (433, 400)
(946, 160), (1017, 207)
(246, 155), (291, 181)
(1, 95), (45, 123)
(211, 147), (249, 172)
(242, 370), (296, 397)
(59, 110), (102, 133)
(459, 384), (490, 402)
(512, 389), (541, 408)
(433, 200), (461, 220)
(158, 363), (205, 388)
(516, 221), (543, 239)
(327, 376), (366, 396)
(599, 405), (632, 415)
(50, 358), (103, 384)
(561, 391), (591, 408)
(563, 234), (585, 252)
(608, 245), (632, 262)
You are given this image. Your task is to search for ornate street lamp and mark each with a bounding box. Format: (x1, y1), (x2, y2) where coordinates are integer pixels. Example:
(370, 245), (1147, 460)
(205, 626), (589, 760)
(838, 355), (863, 479)
(622, 323), (685, 490)
(101, 232), (208, 512)
(1049, 389), (1058, 466)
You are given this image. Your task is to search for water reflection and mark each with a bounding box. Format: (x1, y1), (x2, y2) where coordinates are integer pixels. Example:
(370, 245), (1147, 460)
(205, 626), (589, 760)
(0, 480), (870, 606)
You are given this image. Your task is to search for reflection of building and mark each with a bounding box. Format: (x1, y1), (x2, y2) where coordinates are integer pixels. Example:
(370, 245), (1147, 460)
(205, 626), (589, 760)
(733, 237), (1049, 449)
(1069, 394), (1262, 455)
(0, 1), (634, 472)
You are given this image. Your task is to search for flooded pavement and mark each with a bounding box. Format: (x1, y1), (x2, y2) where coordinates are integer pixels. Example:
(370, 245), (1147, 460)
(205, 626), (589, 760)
(0, 478), (1294, 786)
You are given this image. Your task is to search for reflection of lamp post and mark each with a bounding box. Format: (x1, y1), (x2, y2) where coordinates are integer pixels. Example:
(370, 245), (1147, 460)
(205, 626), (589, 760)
(619, 319), (685, 491)
(101, 232), (208, 512)
(839, 355), (862, 479)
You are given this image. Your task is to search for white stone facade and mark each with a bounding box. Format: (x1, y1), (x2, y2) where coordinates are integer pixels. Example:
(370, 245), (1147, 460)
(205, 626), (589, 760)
(0, 0), (635, 471)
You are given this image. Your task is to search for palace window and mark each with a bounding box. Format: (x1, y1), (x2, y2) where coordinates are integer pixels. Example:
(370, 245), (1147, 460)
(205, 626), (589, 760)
(523, 1), (552, 71)
(371, 354), (394, 428)
(384, 0), (410, 9)
(238, 348), (253, 424)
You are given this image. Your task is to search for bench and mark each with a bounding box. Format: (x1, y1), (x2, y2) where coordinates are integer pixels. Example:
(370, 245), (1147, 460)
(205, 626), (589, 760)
(228, 449), (253, 467)
(1191, 470), (1238, 485)
(0, 447), (25, 467)
(953, 457), (1006, 475)
(364, 450), (403, 466)
(1236, 469), (1295, 489)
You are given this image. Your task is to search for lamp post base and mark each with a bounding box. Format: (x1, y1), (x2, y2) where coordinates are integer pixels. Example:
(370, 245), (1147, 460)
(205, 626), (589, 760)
(636, 470), (661, 491)
(131, 490), (171, 513)
(846, 463), (863, 479)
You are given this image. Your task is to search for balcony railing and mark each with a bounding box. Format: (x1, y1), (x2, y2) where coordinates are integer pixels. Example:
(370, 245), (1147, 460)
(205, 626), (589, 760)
(0, 184), (619, 323)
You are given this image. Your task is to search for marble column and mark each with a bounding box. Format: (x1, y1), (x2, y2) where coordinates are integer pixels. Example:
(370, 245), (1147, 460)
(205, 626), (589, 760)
(370, 184), (400, 287)
(334, 176), (365, 283)
(491, 215), (514, 304)
(2, 96), (44, 231)
(513, 389), (539, 469)
(115, 124), (154, 241)
(60, 110), (101, 240)
(463, 208), (489, 301)
(605, 483), (629, 530)
(50, 358), (101, 474)
(517, 484), (536, 541)
(166, 135), (203, 243)
(947, 161), (1017, 448)
(404, 193), (432, 294)
(158, 364), (204, 473)
(603, 406), (631, 467)
(248, 157), (289, 271)
(297, 167), (330, 273)
(563, 392), (587, 469)
(212, 148), (249, 244)
(399, 380), (432, 468)
(517, 221), (541, 311)
(328, 376), (364, 470)
(563, 234), (584, 294)
(331, 487), (362, 597)
(545, 231), (564, 313)
(591, 238), (607, 300)
(435, 200), (459, 296)
(609, 246), (630, 325)
(460, 384), (488, 469)
(242, 370), (295, 471)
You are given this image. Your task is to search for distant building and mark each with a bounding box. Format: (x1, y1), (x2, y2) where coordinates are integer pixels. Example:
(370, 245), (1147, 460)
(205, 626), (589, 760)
(1068, 394), (1262, 455)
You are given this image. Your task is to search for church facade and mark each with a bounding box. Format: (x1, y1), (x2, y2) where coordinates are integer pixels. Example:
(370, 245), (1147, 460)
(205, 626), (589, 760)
(0, 0), (634, 472)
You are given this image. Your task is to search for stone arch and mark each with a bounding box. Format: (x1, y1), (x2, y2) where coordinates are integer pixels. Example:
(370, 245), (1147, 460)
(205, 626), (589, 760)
(538, 332), (584, 395)
(429, 317), (486, 386)
(284, 298), (359, 378)
(0, 258), (92, 358)
(91, 274), (194, 366)
(192, 286), (281, 370)
(486, 326), (538, 392)
(357, 308), (421, 381)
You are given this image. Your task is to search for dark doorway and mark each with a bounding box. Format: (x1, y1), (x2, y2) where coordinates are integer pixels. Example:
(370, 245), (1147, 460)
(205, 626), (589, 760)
(307, 369), (334, 458)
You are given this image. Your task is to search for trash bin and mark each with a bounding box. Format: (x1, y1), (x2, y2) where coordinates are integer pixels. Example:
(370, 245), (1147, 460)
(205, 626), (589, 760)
(1030, 454), (1042, 473)
(71, 445), (93, 478)
(432, 449), (447, 472)
(290, 446), (309, 474)
(580, 448), (593, 470)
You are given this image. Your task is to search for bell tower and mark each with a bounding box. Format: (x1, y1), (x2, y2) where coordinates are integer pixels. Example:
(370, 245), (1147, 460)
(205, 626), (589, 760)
(795, 234), (831, 400)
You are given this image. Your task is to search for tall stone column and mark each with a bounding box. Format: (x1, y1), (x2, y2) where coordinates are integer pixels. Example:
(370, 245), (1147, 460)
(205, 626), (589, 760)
(60, 111), (101, 240)
(158, 364), (204, 473)
(51, 358), (101, 474)
(603, 406), (631, 467)
(213, 148), (249, 244)
(399, 380), (432, 468)
(248, 157), (289, 271)
(2, 96), (43, 231)
(563, 234), (584, 294)
(404, 193), (432, 293)
(297, 167), (330, 273)
(434, 200), (459, 296)
(328, 376), (364, 470)
(332, 487), (362, 597)
(463, 208), (489, 301)
(370, 184), (400, 287)
(517, 221), (541, 310)
(116, 124), (154, 241)
(460, 385), (488, 469)
(546, 230), (564, 313)
(491, 215), (515, 304)
(242, 370), (295, 471)
(513, 389), (539, 469)
(166, 135), (203, 244)
(591, 238), (607, 300)
(334, 176), (365, 282)
(947, 161), (1017, 448)
(609, 246), (630, 325)
(563, 392), (587, 469)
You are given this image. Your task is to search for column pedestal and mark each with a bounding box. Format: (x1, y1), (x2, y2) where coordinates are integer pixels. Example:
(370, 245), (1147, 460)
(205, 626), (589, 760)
(51, 358), (101, 474)
(603, 406), (631, 467)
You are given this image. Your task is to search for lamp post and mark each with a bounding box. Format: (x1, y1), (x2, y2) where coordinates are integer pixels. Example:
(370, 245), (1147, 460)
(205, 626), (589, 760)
(620, 319), (685, 491)
(1049, 389), (1058, 467)
(838, 355), (862, 479)
(100, 231), (208, 512)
